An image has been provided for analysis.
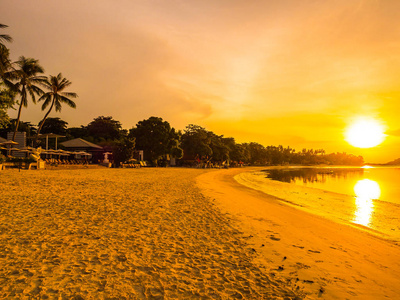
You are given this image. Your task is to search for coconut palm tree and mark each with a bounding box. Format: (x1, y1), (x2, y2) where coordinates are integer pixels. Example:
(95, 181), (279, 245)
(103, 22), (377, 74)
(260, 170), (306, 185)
(6, 56), (46, 141)
(0, 46), (11, 79)
(0, 24), (12, 46)
(0, 24), (12, 79)
(35, 73), (77, 143)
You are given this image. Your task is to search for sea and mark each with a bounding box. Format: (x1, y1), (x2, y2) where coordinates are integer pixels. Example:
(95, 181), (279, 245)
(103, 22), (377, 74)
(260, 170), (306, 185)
(235, 166), (400, 243)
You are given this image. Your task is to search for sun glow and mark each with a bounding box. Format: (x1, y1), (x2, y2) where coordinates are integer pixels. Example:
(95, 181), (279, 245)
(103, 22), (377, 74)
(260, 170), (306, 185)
(345, 118), (386, 148)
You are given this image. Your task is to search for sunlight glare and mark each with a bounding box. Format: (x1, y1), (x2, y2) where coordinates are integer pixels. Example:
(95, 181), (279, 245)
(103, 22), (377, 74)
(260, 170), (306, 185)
(353, 179), (380, 226)
(345, 118), (386, 148)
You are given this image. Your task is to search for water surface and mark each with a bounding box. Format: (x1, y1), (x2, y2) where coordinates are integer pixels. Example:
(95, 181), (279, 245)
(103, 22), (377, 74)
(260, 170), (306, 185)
(237, 166), (400, 242)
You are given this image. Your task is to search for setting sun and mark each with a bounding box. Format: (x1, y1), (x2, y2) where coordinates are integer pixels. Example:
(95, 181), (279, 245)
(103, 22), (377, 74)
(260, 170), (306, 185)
(345, 118), (386, 148)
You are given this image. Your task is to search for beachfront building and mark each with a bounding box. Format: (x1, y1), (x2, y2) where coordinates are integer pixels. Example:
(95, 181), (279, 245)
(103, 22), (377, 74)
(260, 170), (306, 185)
(60, 138), (104, 163)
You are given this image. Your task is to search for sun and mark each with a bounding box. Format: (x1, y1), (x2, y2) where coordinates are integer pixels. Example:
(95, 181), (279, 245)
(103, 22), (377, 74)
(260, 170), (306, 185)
(345, 118), (386, 148)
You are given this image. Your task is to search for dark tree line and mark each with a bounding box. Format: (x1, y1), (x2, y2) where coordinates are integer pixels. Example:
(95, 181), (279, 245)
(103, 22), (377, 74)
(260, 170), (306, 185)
(1, 114), (364, 166)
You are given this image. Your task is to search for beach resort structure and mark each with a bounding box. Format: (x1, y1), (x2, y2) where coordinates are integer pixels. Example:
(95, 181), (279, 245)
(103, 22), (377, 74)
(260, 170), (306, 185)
(60, 138), (105, 163)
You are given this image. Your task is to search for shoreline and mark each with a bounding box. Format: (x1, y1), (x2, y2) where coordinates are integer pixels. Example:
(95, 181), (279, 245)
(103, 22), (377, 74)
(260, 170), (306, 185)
(197, 167), (400, 299)
(234, 168), (400, 244)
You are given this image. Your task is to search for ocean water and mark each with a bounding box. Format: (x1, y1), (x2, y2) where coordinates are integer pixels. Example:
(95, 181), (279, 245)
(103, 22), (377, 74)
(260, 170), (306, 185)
(235, 166), (400, 243)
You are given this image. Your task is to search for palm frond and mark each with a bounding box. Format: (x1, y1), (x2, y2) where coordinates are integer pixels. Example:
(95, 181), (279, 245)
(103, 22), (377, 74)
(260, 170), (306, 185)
(39, 94), (52, 110)
(0, 24), (12, 44)
(27, 88), (37, 104)
(30, 84), (44, 97)
(0, 34), (12, 43)
(55, 100), (62, 112)
(61, 92), (78, 98)
(59, 95), (76, 108)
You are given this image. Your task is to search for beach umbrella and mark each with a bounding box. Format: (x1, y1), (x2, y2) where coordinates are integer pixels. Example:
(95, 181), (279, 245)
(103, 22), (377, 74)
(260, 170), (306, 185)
(14, 148), (30, 152)
(56, 149), (72, 155)
(1, 140), (18, 146)
(19, 146), (35, 152)
(76, 151), (91, 156)
(1, 141), (19, 155)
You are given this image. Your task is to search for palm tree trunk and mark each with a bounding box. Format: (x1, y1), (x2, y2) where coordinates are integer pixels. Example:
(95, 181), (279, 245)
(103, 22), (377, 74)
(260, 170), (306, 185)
(12, 101), (23, 141)
(35, 99), (55, 145)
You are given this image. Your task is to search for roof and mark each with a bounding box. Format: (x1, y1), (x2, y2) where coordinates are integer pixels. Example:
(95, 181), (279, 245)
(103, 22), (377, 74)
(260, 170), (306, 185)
(37, 133), (66, 138)
(0, 137), (7, 143)
(60, 138), (103, 149)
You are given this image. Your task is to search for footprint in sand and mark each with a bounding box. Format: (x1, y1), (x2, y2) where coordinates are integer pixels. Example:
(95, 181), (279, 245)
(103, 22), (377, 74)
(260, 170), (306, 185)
(307, 250), (321, 254)
(270, 235), (281, 241)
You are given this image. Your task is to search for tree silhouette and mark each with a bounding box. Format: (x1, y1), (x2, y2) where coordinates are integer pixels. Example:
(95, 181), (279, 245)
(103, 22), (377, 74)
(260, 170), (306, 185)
(5, 56), (45, 141)
(36, 73), (77, 142)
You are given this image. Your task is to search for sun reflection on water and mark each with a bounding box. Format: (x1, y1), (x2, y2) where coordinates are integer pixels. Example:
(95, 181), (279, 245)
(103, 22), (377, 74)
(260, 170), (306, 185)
(353, 179), (380, 226)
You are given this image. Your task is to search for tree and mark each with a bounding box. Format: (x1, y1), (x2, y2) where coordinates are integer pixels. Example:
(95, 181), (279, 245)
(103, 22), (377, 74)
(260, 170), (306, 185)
(0, 25), (14, 127)
(0, 42), (11, 80)
(209, 133), (231, 162)
(35, 73), (77, 142)
(5, 56), (45, 141)
(0, 82), (15, 129)
(0, 24), (12, 47)
(38, 117), (68, 135)
(247, 142), (266, 164)
(129, 116), (182, 164)
(66, 126), (88, 140)
(0, 119), (36, 138)
(87, 116), (122, 142)
(112, 136), (136, 167)
(181, 124), (212, 158)
(230, 143), (251, 163)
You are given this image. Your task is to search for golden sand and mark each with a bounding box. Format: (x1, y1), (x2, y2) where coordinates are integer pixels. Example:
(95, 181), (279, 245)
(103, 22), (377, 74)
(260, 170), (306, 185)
(0, 168), (301, 299)
(198, 168), (400, 299)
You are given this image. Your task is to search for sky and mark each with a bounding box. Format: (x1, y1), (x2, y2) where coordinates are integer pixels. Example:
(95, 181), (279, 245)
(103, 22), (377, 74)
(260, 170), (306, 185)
(2, 0), (400, 163)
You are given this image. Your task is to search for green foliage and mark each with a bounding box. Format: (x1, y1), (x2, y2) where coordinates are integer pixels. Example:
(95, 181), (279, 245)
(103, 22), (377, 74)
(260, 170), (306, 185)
(4, 56), (45, 141)
(36, 73), (77, 140)
(180, 124), (364, 166)
(66, 126), (88, 140)
(0, 24), (12, 47)
(129, 116), (182, 163)
(112, 136), (136, 167)
(38, 117), (68, 135)
(0, 119), (36, 138)
(230, 143), (251, 162)
(0, 82), (15, 129)
(181, 124), (212, 158)
(87, 116), (122, 142)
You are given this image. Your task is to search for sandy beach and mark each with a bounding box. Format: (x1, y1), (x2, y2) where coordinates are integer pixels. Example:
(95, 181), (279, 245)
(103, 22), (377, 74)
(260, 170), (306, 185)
(0, 168), (301, 299)
(197, 167), (400, 299)
(1, 167), (399, 299)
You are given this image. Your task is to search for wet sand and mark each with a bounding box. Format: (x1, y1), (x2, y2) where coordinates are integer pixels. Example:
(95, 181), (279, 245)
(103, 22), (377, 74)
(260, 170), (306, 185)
(197, 167), (400, 299)
(0, 168), (301, 299)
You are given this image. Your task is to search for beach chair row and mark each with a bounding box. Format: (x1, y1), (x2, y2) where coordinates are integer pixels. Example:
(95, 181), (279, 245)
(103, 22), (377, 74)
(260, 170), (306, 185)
(121, 163), (141, 168)
(44, 159), (87, 165)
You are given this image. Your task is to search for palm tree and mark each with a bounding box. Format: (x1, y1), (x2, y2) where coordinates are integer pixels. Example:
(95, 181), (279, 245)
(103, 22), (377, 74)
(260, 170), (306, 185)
(36, 73), (77, 143)
(6, 56), (46, 141)
(0, 24), (12, 46)
(0, 24), (12, 79)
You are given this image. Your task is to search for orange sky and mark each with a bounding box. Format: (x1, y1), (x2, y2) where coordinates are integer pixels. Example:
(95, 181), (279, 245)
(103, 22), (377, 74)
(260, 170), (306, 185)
(3, 0), (400, 163)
